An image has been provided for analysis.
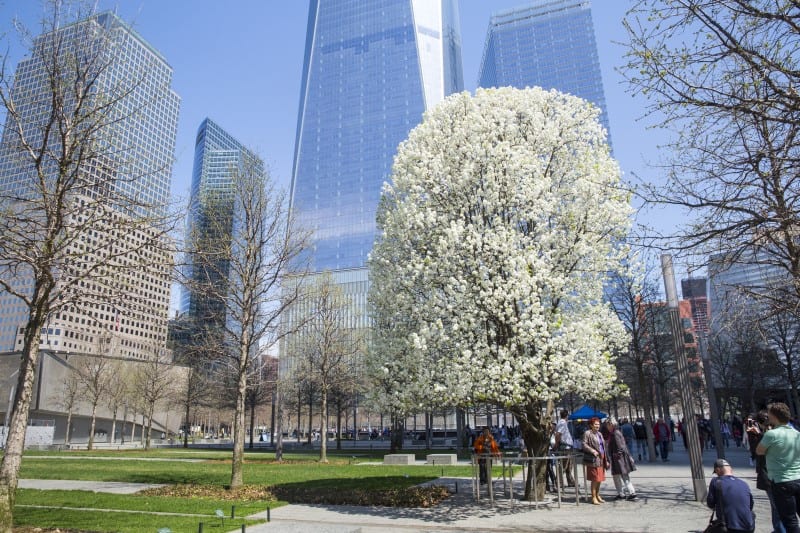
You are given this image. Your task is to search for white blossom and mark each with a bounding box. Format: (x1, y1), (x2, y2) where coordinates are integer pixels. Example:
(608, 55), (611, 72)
(368, 87), (632, 416)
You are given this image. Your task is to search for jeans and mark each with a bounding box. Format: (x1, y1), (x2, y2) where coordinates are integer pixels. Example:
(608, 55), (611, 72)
(768, 485), (788, 533)
(772, 478), (800, 533)
(636, 439), (648, 460)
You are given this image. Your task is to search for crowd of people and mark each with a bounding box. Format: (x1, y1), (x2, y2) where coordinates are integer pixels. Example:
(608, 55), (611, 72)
(465, 402), (800, 533)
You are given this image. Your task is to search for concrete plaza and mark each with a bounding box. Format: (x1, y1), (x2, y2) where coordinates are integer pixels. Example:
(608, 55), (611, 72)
(243, 442), (772, 533)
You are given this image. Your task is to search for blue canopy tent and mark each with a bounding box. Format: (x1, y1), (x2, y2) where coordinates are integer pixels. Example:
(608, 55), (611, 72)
(568, 404), (608, 421)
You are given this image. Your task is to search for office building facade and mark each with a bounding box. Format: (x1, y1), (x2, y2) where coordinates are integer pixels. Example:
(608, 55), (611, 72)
(283, 0), (464, 375)
(0, 12), (180, 360)
(477, 0), (611, 140)
(290, 0), (464, 272)
(179, 118), (262, 324)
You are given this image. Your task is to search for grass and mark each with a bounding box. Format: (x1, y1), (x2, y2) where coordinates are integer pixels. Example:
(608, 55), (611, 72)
(15, 505), (260, 533)
(9, 447), (494, 532)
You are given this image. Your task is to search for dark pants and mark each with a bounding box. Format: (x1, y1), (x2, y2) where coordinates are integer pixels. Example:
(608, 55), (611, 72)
(659, 440), (669, 461)
(768, 485), (788, 533)
(479, 458), (488, 483)
(773, 478), (800, 533)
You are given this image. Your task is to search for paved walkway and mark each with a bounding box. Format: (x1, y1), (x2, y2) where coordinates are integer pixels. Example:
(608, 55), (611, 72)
(18, 442), (773, 532)
(240, 443), (772, 533)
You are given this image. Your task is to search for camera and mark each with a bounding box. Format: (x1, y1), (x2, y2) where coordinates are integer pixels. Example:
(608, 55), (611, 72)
(746, 419), (754, 427)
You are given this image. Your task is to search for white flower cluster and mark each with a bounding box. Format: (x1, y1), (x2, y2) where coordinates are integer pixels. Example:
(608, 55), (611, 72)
(368, 87), (632, 414)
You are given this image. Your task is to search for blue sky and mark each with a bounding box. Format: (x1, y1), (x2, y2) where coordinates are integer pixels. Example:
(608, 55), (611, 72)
(0, 1), (669, 240)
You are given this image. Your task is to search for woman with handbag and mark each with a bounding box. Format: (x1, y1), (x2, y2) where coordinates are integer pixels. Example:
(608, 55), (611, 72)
(605, 418), (638, 501)
(582, 416), (609, 505)
(705, 458), (755, 533)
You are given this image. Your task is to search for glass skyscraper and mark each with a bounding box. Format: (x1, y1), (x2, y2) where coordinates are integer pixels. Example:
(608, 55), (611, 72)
(0, 12), (180, 358)
(179, 118), (262, 334)
(477, 0), (611, 140)
(290, 0), (464, 272)
(282, 0), (463, 377)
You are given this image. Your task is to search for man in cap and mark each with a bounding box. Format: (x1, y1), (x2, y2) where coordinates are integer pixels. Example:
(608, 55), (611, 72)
(706, 458), (755, 533)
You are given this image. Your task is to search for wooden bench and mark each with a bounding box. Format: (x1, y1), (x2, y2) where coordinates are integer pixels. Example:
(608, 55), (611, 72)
(383, 454), (416, 465)
(426, 453), (457, 465)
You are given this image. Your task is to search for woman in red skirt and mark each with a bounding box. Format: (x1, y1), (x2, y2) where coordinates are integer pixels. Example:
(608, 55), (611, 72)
(582, 416), (610, 504)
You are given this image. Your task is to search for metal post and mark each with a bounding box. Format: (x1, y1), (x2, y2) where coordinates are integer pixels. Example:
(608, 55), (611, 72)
(661, 255), (707, 502)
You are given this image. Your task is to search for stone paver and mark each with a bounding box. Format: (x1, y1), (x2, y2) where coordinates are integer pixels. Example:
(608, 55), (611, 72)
(239, 444), (772, 533)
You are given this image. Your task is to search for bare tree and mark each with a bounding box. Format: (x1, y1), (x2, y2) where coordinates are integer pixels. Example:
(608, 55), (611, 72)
(622, 1), (800, 314)
(132, 349), (175, 450)
(73, 350), (113, 450)
(51, 370), (80, 446)
(172, 364), (209, 448)
(292, 272), (365, 463)
(606, 262), (660, 462)
(0, 3), (180, 527)
(181, 154), (306, 489)
(106, 359), (131, 443)
(758, 302), (800, 416)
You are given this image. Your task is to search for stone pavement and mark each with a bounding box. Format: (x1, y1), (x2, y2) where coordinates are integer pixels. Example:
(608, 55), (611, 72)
(238, 443), (773, 533)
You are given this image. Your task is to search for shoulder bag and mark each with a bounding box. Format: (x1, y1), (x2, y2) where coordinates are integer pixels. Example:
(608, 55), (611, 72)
(703, 480), (728, 533)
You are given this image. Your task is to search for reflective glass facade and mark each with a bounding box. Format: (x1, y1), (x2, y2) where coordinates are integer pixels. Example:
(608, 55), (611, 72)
(179, 119), (261, 318)
(478, 0), (611, 141)
(290, 0), (464, 272)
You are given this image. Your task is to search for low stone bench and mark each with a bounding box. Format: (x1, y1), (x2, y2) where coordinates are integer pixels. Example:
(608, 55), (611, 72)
(383, 454), (416, 465)
(426, 453), (457, 465)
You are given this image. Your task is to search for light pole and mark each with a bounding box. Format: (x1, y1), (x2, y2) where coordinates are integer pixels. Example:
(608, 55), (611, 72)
(661, 255), (707, 502)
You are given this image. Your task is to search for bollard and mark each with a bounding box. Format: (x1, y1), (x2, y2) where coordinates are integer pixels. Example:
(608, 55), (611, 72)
(267, 505), (270, 522)
(231, 505), (235, 519)
(198, 523), (203, 533)
(442, 467), (444, 477)
(241, 525), (246, 533)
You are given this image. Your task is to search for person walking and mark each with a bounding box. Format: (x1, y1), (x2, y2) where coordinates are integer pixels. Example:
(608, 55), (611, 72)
(582, 417), (609, 505)
(756, 402), (800, 533)
(706, 458), (755, 533)
(748, 410), (786, 533)
(633, 418), (648, 461)
(621, 419), (636, 455)
(473, 427), (501, 485)
(606, 418), (637, 501)
(555, 409), (576, 487)
(654, 417), (671, 462)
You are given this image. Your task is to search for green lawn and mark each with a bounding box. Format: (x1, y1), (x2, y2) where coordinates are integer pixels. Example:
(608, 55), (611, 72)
(9, 448), (489, 532)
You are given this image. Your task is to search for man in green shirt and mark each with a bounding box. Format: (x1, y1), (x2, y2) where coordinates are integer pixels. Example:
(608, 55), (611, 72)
(756, 402), (800, 533)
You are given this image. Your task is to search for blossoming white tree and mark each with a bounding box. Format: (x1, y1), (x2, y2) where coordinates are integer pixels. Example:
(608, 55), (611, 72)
(369, 87), (632, 499)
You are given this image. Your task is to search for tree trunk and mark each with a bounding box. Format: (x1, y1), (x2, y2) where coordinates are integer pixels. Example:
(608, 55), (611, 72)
(275, 389), (284, 462)
(145, 407), (155, 450)
(307, 393), (313, 445)
(0, 330), (42, 533)
(65, 410), (73, 445)
(88, 404), (98, 450)
(249, 398), (256, 450)
(230, 352), (248, 489)
(510, 403), (548, 501)
(319, 386), (329, 463)
(390, 414), (404, 452)
(183, 401), (190, 448)
(110, 409), (117, 444)
(336, 400), (342, 451)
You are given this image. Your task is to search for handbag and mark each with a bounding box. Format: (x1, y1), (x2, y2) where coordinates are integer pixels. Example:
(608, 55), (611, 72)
(703, 480), (728, 533)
